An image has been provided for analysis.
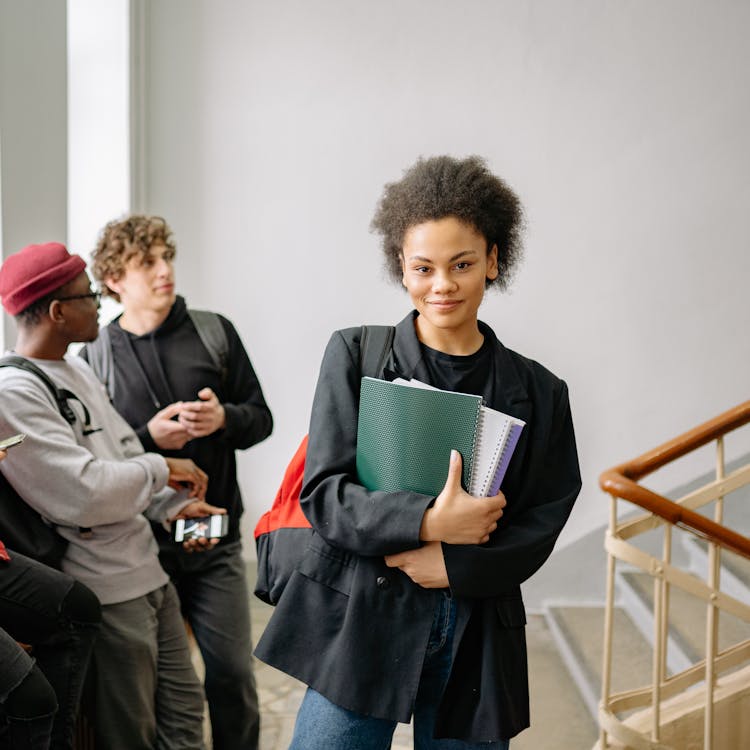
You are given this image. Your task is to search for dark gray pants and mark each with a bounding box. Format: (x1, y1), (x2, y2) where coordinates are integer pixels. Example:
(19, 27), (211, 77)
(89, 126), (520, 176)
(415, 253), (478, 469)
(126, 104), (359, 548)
(84, 582), (205, 750)
(161, 541), (259, 750)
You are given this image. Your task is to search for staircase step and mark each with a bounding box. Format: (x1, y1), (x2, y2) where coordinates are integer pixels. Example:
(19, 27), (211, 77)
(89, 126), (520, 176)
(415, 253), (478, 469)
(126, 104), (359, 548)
(687, 479), (750, 593)
(545, 605), (654, 718)
(718, 547), (750, 590)
(621, 570), (750, 663)
(689, 536), (750, 592)
(504, 614), (598, 750)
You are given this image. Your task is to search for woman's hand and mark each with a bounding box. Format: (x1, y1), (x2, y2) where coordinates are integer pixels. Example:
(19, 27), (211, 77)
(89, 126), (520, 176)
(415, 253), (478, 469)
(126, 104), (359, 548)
(420, 450), (506, 545)
(385, 541), (449, 588)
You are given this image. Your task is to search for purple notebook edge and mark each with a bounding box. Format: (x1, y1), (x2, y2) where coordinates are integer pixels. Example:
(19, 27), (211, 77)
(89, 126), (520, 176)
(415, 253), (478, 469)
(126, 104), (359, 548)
(487, 422), (524, 495)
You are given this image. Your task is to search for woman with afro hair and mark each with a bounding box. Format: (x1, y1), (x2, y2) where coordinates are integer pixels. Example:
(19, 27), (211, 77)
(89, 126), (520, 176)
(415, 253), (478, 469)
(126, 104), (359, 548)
(255, 155), (581, 748)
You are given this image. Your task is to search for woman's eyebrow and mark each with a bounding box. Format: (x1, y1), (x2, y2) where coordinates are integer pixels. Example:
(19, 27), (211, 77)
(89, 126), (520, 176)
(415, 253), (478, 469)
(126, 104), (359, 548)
(406, 250), (478, 263)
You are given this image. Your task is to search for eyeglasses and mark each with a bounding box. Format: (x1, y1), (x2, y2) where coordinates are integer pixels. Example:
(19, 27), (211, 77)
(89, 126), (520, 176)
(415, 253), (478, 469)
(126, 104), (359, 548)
(55, 290), (102, 305)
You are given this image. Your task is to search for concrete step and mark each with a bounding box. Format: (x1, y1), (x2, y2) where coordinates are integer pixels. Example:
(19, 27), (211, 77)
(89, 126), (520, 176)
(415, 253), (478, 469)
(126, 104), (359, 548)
(511, 614), (599, 750)
(717, 546), (750, 590)
(620, 570), (750, 664)
(685, 475), (750, 598)
(686, 536), (750, 602)
(545, 604), (654, 719)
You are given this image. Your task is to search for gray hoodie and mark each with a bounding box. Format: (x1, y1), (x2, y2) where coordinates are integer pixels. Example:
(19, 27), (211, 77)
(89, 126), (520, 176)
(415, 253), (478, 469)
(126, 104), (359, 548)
(0, 354), (188, 604)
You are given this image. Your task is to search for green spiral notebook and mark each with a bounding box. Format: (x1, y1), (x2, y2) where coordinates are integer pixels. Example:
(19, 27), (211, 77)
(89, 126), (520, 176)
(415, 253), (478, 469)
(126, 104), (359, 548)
(356, 376), (482, 496)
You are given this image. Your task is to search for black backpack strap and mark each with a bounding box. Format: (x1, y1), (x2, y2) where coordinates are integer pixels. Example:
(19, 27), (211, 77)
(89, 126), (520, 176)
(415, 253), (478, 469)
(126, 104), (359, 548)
(87, 311), (229, 396)
(359, 325), (395, 379)
(82, 326), (115, 399)
(188, 309), (229, 385)
(0, 355), (97, 538)
(0, 355), (99, 435)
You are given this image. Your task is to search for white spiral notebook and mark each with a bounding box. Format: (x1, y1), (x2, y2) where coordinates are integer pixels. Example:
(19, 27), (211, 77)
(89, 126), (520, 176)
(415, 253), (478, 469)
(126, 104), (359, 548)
(391, 378), (525, 496)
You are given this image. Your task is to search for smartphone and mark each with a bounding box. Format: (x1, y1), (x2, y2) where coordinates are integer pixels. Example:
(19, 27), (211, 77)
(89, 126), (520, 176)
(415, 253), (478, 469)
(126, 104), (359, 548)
(172, 514), (229, 542)
(0, 433), (26, 451)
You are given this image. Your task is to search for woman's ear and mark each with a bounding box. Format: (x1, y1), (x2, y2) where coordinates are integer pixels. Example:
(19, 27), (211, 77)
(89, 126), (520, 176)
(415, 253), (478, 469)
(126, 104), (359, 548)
(486, 245), (499, 281)
(400, 254), (407, 288)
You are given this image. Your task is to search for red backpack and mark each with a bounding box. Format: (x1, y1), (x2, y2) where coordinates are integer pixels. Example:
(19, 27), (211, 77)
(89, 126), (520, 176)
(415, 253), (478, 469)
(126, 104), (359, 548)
(253, 325), (393, 605)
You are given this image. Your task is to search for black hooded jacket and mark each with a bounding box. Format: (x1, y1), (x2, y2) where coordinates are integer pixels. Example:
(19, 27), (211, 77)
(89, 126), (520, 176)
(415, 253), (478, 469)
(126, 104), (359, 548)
(81, 296), (273, 545)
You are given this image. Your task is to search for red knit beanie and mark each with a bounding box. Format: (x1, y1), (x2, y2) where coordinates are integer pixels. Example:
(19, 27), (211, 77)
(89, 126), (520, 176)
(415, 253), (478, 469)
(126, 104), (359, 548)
(0, 242), (87, 315)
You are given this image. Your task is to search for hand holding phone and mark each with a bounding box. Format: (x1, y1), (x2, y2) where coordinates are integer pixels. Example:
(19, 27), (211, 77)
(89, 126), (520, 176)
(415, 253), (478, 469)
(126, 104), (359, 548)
(0, 433), (26, 451)
(172, 514), (229, 543)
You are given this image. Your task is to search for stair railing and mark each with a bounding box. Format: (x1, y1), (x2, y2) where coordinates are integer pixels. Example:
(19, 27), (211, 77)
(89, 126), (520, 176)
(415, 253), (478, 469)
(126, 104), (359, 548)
(598, 400), (750, 750)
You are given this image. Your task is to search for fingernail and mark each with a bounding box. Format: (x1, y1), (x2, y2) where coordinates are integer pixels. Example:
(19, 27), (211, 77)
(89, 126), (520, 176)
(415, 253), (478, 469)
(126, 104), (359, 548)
(450, 449), (458, 462)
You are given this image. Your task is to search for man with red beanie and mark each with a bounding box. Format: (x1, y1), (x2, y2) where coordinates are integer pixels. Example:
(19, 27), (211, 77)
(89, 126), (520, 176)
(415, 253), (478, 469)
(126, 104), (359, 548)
(0, 242), (222, 750)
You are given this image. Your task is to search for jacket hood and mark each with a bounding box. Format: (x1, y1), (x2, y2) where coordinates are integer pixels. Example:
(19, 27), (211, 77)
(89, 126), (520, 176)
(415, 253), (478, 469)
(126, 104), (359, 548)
(112, 295), (189, 341)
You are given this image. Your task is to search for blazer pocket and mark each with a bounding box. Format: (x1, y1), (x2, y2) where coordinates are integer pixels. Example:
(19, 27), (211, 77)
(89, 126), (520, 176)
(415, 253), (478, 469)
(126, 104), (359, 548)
(297, 534), (357, 596)
(494, 595), (527, 628)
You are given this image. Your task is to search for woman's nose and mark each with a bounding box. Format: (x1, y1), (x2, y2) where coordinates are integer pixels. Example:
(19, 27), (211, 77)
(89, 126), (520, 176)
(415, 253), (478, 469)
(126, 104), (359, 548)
(432, 271), (456, 293)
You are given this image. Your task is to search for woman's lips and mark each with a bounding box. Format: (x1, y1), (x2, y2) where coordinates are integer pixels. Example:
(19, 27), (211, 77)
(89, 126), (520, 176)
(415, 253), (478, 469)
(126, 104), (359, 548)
(428, 299), (461, 311)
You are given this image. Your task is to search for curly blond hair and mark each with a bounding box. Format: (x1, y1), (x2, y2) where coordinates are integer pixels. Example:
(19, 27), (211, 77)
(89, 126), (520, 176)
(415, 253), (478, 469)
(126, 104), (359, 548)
(91, 215), (177, 301)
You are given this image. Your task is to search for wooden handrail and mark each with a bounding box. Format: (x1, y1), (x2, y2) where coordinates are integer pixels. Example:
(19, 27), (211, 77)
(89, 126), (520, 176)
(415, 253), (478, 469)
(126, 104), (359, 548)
(611, 401), (750, 482)
(600, 399), (750, 560)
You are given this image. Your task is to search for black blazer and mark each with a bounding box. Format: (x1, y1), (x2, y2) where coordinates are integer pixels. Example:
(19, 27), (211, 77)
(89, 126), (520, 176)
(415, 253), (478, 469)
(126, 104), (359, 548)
(255, 311), (581, 742)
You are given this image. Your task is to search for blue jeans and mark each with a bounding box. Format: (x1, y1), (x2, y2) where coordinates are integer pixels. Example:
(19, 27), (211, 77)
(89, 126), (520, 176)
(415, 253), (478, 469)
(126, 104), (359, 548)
(289, 593), (510, 750)
(161, 540), (259, 750)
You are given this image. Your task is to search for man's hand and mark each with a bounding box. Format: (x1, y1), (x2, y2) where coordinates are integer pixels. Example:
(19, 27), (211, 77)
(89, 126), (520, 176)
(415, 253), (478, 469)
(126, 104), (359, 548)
(164, 457), (208, 501)
(385, 542), (449, 588)
(170, 501), (226, 553)
(178, 387), (226, 438)
(147, 402), (191, 450)
(420, 450), (506, 545)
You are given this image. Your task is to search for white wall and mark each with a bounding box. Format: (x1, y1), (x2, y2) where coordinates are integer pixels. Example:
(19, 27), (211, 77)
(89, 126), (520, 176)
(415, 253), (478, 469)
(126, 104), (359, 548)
(138, 0), (750, 552)
(67, 0), (130, 276)
(0, 0), (68, 348)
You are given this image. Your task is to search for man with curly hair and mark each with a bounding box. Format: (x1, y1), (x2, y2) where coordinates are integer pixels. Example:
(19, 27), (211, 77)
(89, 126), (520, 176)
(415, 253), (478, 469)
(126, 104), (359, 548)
(81, 216), (273, 750)
(255, 155), (581, 748)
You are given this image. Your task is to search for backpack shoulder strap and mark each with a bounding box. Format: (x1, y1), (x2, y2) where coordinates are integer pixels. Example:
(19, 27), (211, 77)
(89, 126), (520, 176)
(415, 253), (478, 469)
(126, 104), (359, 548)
(359, 325), (395, 379)
(82, 326), (115, 399)
(0, 355), (78, 425)
(0, 356), (97, 537)
(188, 309), (229, 384)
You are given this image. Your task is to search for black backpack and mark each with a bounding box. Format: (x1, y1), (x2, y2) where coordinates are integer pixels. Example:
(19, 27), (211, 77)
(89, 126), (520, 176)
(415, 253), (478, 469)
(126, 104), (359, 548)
(0, 355), (95, 568)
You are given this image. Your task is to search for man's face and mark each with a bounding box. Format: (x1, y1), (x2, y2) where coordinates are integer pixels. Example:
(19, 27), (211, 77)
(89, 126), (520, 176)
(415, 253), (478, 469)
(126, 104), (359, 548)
(55, 272), (101, 343)
(107, 242), (176, 314)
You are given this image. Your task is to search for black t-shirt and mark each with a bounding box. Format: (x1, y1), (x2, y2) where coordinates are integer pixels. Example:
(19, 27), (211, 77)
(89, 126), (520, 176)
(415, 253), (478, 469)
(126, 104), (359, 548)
(419, 334), (495, 399)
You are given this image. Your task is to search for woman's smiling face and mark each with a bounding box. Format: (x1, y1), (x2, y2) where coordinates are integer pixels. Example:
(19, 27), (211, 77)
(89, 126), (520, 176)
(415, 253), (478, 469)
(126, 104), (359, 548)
(400, 216), (498, 352)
